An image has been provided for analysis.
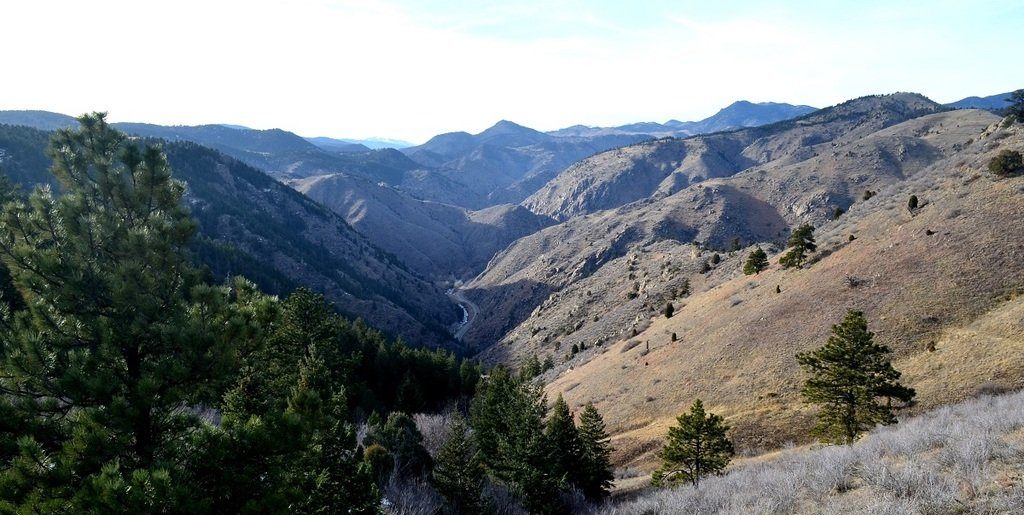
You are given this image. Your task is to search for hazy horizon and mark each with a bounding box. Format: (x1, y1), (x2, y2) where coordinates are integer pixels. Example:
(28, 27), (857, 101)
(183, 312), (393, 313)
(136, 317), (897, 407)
(3, 0), (1022, 143)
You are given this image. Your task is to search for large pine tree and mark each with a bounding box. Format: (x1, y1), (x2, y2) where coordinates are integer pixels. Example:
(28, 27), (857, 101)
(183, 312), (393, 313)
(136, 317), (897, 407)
(576, 402), (614, 500)
(652, 399), (733, 488)
(470, 366), (562, 514)
(545, 395), (581, 488)
(797, 309), (915, 444)
(0, 113), (268, 509)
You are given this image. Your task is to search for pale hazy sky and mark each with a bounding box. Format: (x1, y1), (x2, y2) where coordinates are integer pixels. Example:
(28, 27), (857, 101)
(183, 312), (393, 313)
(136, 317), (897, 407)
(2, 0), (1022, 143)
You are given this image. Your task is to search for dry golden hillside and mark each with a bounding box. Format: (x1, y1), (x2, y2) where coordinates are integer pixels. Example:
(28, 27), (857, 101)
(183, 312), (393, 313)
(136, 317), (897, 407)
(466, 104), (999, 359)
(546, 120), (1024, 472)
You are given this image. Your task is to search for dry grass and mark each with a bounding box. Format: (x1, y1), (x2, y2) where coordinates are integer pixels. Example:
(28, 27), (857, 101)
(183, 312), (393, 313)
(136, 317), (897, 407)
(545, 122), (1024, 470)
(602, 390), (1024, 514)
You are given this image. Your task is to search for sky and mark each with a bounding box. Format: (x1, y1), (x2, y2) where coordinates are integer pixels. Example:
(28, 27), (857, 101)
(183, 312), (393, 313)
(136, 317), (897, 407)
(2, 0), (1022, 143)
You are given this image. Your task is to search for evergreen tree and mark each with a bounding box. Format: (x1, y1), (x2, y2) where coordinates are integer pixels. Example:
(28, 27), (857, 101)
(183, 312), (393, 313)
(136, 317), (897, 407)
(541, 355), (555, 373)
(743, 247), (769, 275)
(545, 395), (581, 488)
(575, 403), (614, 500)
(652, 400), (733, 488)
(907, 195), (919, 212)
(365, 412), (433, 478)
(664, 302), (675, 318)
(285, 348), (380, 513)
(470, 367), (562, 514)
(779, 224), (816, 269)
(521, 353), (543, 380)
(0, 114), (266, 509)
(796, 309), (916, 444)
(434, 414), (484, 514)
(1006, 89), (1024, 122)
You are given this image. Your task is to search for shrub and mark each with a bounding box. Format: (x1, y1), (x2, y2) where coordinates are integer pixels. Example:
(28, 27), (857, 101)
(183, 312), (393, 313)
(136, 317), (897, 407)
(664, 303), (675, 318)
(988, 149), (1024, 177)
(907, 195), (919, 212)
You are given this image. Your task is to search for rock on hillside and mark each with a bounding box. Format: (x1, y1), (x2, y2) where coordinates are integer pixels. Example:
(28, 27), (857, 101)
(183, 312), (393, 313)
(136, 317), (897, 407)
(293, 172), (553, 279)
(524, 93), (947, 221)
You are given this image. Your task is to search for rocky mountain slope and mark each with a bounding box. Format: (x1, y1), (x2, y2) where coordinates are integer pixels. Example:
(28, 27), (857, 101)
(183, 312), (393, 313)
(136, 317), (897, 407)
(523, 93), (947, 221)
(293, 172), (553, 279)
(466, 94), (970, 351)
(464, 108), (1023, 471)
(0, 123), (459, 348)
(549, 101), (817, 138)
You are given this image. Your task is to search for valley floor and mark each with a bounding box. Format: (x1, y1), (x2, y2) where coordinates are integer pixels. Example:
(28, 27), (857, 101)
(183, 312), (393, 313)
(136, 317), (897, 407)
(603, 390), (1024, 514)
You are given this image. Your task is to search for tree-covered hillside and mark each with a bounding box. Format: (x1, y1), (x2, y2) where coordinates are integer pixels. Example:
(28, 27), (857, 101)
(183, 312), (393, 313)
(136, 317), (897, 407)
(0, 123), (460, 349)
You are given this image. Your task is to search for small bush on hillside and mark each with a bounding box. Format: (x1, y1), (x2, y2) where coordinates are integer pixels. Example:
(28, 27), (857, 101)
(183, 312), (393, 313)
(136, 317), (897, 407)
(862, 190), (876, 201)
(907, 195), (919, 212)
(664, 303), (675, 318)
(988, 149), (1024, 177)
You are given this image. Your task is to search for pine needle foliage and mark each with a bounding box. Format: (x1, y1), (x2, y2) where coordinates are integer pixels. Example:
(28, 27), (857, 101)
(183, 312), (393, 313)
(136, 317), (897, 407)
(652, 400), (734, 488)
(796, 310), (916, 444)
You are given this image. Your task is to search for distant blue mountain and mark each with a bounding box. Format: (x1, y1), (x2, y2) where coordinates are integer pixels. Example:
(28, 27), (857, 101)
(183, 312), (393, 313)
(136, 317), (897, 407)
(945, 92), (1013, 110)
(0, 110), (78, 131)
(549, 100), (817, 138)
(306, 136), (413, 151)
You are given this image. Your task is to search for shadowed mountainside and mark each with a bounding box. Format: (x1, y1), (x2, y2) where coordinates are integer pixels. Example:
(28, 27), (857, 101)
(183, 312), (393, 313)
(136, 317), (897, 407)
(0, 123), (460, 348)
(293, 172), (553, 279)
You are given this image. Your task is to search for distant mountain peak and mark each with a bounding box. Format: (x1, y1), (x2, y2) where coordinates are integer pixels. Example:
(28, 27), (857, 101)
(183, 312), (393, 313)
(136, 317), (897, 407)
(479, 120), (540, 137)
